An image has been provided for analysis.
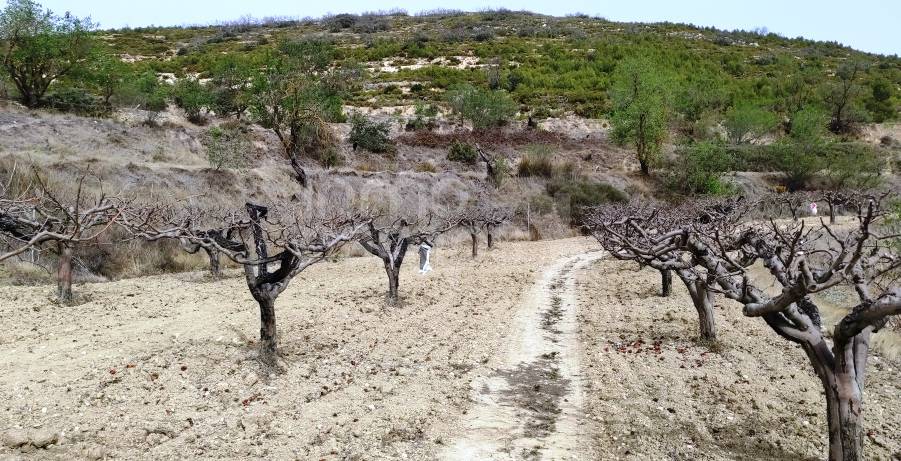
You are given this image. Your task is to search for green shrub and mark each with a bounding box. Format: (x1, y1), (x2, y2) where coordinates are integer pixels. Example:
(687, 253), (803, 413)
(823, 142), (884, 189)
(405, 116), (438, 132)
(119, 71), (168, 126)
(348, 113), (395, 154)
(44, 87), (105, 116)
(546, 177), (627, 224)
(446, 83), (517, 129)
(405, 103), (439, 131)
(775, 108), (829, 191)
(724, 104), (778, 144)
(327, 13), (357, 31)
(669, 141), (735, 195)
(172, 78), (212, 124)
(447, 141), (478, 163)
(318, 146), (343, 168)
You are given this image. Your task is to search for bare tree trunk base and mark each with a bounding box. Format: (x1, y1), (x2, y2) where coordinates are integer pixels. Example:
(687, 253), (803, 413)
(660, 269), (672, 297)
(386, 265), (401, 307)
(57, 242), (74, 304)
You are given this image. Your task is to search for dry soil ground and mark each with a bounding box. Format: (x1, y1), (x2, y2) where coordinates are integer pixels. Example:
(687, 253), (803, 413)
(0, 237), (899, 460)
(576, 258), (901, 461)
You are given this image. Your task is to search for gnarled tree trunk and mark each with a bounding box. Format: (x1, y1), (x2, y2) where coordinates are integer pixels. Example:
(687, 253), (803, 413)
(805, 337), (866, 461)
(680, 273), (716, 341)
(470, 232), (478, 258)
(57, 242), (74, 303)
(289, 154), (308, 188)
(204, 247), (221, 277)
(660, 269), (672, 297)
(385, 261), (400, 306)
(244, 203), (287, 365)
(252, 292), (278, 364)
(486, 224), (494, 249)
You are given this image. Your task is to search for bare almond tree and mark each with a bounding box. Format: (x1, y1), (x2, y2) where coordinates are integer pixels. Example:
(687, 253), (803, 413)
(583, 200), (727, 340)
(600, 194), (900, 461)
(121, 201), (368, 364)
(359, 212), (459, 306)
(821, 190), (855, 225)
(178, 224), (248, 278)
(763, 191), (813, 221)
(460, 210), (483, 259)
(460, 198), (514, 258)
(485, 205), (512, 250)
(0, 171), (121, 302)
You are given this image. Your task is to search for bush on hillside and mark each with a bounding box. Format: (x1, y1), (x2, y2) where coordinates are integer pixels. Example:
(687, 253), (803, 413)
(348, 113), (395, 154)
(327, 14), (358, 31)
(405, 103), (439, 132)
(517, 147), (556, 178)
(446, 84), (517, 129)
(775, 108), (829, 191)
(45, 87), (106, 117)
(724, 104), (778, 144)
(447, 141), (478, 164)
(668, 141), (736, 195)
(172, 79), (213, 124)
(547, 177), (627, 224)
(517, 155), (555, 178)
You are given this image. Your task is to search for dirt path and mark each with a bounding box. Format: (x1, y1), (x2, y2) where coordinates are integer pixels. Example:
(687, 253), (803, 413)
(444, 251), (603, 460)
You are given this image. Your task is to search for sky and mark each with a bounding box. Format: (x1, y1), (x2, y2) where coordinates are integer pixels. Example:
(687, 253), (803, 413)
(39, 0), (901, 56)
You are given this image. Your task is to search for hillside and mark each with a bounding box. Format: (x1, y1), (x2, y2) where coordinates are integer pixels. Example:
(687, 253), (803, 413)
(94, 10), (900, 118)
(0, 6), (900, 282)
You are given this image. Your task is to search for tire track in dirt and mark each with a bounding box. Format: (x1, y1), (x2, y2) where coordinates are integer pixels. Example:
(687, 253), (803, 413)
(443, 251), (604, 460)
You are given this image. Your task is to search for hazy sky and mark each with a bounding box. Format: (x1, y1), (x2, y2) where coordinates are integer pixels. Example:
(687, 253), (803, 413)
(39, 0), (900, 55)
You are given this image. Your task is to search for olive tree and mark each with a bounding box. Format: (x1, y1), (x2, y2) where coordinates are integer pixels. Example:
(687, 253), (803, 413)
(0, 0), (95, 107)
(247, 39), (345, 187)
(610, 56), (669, 175)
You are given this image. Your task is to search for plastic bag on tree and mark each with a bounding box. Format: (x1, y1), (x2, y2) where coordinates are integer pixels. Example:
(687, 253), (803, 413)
(418, 241), (433, 274)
